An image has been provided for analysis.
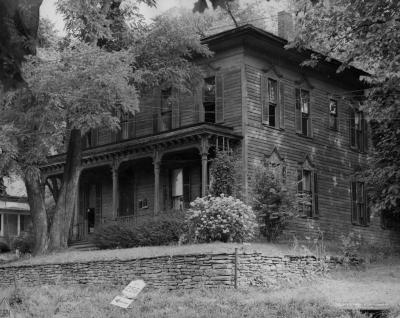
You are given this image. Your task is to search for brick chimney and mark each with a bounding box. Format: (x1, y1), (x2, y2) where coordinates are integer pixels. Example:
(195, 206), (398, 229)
(277, 11), (294, 41)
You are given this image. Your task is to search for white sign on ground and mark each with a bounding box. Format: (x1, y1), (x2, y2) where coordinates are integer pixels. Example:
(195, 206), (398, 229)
(110, 296), (134, 309)
(122, 280), (146, 299)
(0, 298), (12, 318)
(110, 279), (146, 309)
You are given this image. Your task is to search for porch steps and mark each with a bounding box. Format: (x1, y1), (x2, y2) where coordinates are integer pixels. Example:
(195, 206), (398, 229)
(68, 240), (98, 251)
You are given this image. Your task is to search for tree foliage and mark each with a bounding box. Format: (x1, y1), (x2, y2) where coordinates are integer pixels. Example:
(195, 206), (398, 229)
(0, 0), (43, 89)
(291, 0), (400, 217)
(0, 0), (212, 253)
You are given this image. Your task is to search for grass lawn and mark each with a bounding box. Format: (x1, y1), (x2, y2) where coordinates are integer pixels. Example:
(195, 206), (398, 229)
(3, 242), (296, 267)
(1, 260), (400, 317)
(0, 285), (385, 318)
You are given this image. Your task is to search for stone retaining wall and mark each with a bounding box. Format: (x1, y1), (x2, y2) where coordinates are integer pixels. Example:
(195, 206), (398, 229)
(0, 253), (355, 289)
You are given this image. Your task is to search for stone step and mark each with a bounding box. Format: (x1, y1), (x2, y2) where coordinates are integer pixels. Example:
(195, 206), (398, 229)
(68, 240), (98, 251)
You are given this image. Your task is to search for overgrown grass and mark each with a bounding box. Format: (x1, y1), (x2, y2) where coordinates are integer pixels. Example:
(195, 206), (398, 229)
(0, 285), (387, 318)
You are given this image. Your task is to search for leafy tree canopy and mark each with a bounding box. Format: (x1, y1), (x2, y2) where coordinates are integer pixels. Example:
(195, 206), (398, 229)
(291, 0), (400, 215)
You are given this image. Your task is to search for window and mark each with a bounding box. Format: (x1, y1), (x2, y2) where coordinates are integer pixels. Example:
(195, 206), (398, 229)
(350, 109), (367, 152)
(297, 168), (319, 217)
(329, 99), (338, 130)
(203, 77), (216, 123)
(0, 214), (3, 236)
(295, 88), (312, 136)
(201, 75), (223, 124)
(262, 78), (278, 127)
(160, 88), (172, 131)
(351, 181), (369, 226)
(138, 198), (148, 209)
(261, 77), (285, 128)
(120, 112), (135, 140)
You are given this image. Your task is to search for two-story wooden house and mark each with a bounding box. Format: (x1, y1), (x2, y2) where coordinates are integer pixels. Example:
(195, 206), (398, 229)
(42, 14), (399, 246)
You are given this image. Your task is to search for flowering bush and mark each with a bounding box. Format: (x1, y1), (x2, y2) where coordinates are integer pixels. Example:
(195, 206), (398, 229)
(185, 195), (257, 243)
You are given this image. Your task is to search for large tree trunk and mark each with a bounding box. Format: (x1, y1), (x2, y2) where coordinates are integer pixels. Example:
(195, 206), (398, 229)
(48, 129), (82, 250)
(24, 168), (48, 255)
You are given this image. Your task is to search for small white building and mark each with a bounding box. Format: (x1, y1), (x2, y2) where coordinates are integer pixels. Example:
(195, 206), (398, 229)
(0, 177), (31, 245)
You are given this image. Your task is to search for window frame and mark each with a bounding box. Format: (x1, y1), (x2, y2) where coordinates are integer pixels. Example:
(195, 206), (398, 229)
(160, 87), (173, 131)
(297, 163), (319, 218)
(350, 108), (367, 152)
(350, 181), (369, 226)
(329, 99), (338, 131)
(262, 75), (284, 129)
(295, 88), (312, 137)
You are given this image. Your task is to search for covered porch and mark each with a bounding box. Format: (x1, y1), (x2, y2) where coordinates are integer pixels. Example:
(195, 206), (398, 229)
(42, 123), (242, 242)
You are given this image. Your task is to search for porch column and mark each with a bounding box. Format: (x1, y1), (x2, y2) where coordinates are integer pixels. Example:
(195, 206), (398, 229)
(153, 150), (162, 216)
(112, 161), (120, 220)
(17, 214), (21, 236)
(200, 136), (210, 197)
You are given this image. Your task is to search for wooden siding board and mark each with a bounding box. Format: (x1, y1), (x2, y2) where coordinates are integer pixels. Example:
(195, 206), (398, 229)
(244, 58), (399, 245)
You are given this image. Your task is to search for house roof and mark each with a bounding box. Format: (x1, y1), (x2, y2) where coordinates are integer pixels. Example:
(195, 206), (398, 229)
(202, 24), (368, 90)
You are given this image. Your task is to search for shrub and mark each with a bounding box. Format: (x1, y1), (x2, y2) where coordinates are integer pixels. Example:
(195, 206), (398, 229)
(0, 241), (10, 253)
(11, 231), (35, 254)
(209, 150), (241, 198)
(185, 195), (257, 243)
(251, 164), (298, 241)
(91, 216), (184, 249)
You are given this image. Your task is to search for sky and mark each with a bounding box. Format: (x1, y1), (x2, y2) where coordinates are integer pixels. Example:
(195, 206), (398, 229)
(39, 0), (288, 35)
(40, 0), (200, 35)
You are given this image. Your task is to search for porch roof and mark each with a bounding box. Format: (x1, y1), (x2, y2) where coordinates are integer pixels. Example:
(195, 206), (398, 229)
(42, 123), (242, 175)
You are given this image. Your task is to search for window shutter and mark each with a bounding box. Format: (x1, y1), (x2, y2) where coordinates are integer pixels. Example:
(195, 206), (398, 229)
(128, 116), (136, 138)
(95, 183), (102, 219)
(364, 184), (370, 225)
(215, 74), (224, 123)
(350, 182), (357, 224)
(363, 117), (369, 152)
(295, 88), (302, 133)
(350, 110), (355, 147)
(312, 172), (319, 217)
(297, 169), (303, 192)
(183, 167), (191, 207)
(261, 74), (269, 124)
(308, 93), (314, 137)
(172, 89), (180, 129)
(279, 81), (285, 129)
(193, 85), (202, 123)
(152, 112), (158, 133)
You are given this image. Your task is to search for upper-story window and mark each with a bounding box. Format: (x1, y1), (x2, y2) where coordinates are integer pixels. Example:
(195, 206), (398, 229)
(120, 112), (135, 140)
(261, 75), (285, 129)
(350, 181), (369, 226)
(200, 75), (224, 124)
(160, 87), (172, 131)
(350, 109), (367, 152)
(329, 99), (338, 130)
(204, 77), (216, 123)
(295, 88), (312, 137)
